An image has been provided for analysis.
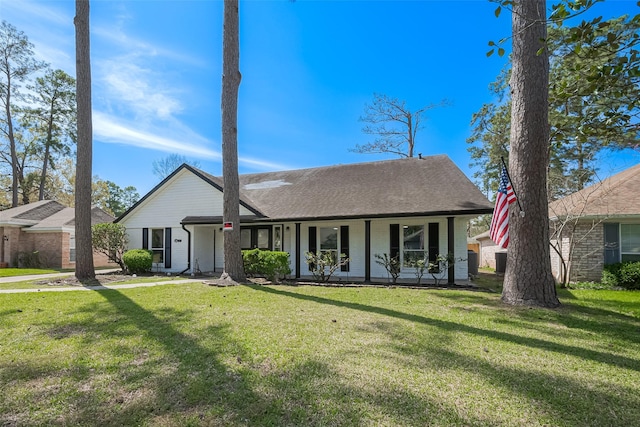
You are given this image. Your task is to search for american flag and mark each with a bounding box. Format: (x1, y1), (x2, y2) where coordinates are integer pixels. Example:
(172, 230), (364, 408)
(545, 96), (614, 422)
(489, 165), (516, 248)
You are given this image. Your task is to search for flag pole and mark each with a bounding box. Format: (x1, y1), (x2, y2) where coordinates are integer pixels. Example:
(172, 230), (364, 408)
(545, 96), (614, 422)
(501, 156), (524, 213)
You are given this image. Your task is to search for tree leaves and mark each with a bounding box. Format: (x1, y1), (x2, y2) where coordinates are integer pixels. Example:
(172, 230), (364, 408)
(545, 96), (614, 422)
(472, 9), (640, 200)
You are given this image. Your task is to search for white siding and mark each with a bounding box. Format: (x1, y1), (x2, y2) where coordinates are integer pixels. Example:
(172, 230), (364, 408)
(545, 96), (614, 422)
(119, 169), (253, 272)
(194, 225), (215, 272)
(214, 228), (224, 271)
(119, 168), (473, 281)
(296, 217), (469, 283)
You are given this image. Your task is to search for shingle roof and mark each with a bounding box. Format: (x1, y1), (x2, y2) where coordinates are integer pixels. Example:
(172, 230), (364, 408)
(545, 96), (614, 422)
(0, 200), (66, 225)
(549, 162), (640, 219)
(1, 201), (114, 230)
(117, 155), (493, 224)
(30, 207), (114, 230)
(234, 156), (493, 220)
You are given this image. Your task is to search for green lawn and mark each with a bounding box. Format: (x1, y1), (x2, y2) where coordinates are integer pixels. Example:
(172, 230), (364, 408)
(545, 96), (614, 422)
(0, 268), (67, 277)
(1, 283), (639, 426)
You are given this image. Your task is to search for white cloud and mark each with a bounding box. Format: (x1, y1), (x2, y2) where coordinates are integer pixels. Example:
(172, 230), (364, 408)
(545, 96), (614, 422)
(99, 60), (184, 120)
(92, 23), (208, 69)
(1, 1), (70, 27)
(93, 112), (291, 172)
(93, 111), (220, 159)
(238, 156), (292, 171)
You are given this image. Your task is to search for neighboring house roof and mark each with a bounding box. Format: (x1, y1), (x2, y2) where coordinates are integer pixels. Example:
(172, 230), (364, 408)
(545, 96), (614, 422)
(0, 200), (66, 226)
(0, 201), (114, 231)
(28, 207), (114, 231)
(549, 162), (640, 220)
(472, 230), (491, 241)
(117, 155), (494, 223)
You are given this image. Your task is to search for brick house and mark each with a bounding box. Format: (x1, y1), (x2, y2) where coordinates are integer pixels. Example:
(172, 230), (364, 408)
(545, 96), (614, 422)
(0, 200), (114, 269)
(472, 230), (503, 270)
(472, 162), (640, 282)
(549, 163), (640, 283)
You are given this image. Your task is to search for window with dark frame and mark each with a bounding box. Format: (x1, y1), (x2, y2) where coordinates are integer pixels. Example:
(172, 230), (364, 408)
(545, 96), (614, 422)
(151, 228), (164, 264)
(621, 224), (640, 262)
(319, 227), (338, 263)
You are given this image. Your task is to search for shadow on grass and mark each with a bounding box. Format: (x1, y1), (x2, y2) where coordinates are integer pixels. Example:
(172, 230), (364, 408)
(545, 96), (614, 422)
(32, 288), (269, 425)
(376, 326), (640, 426)
(0, 287), (495, 426)
(252, 286), (640, 371)
(3, 285), (640, 426)
(388, 285), (640, 345)
(250, 286), (640, 426)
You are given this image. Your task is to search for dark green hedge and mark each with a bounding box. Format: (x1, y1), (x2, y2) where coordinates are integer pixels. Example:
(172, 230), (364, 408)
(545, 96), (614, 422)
(602, 262), (640, 290)
(242, 249), (291, 281)
(123, 249), (153, 274)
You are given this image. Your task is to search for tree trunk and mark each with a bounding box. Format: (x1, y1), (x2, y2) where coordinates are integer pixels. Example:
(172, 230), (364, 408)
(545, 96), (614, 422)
(3, 81), (19, 208)
(74, 0), (95, 282)
(503, 0), (559, 308)
(221, 0), (245, 282)
(39, 110), (55, 201)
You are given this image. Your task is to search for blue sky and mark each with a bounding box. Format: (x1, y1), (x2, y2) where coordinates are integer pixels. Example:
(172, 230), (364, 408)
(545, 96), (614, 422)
(1, 0), (639, 196)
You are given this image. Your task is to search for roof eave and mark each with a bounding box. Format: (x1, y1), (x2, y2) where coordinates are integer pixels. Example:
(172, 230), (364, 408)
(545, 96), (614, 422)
(181, 208), (493, 225)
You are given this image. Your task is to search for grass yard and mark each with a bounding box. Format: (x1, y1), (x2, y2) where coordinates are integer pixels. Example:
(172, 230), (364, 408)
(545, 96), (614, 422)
(1, 283), (639, 426)
(0, 268), (67, 278)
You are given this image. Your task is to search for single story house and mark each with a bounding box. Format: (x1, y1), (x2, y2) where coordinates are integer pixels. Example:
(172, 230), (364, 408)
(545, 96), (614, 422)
(0, 200), (114, 269)
(115, 155), (494, 283)
(472, 230), (503, 270)
(549, 162), (640, 283)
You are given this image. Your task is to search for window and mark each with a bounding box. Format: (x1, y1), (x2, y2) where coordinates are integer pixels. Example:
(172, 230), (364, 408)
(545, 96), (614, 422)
(320, 227), (338, 262)
(240, 229), (252, 249)
(151, 228), (164, 264)
(240, 227), (271, 250)
(69, 233), (76, 262)
(403, 225), (425, 267)
(257, 229), (270, 249)
(621, 224), (640, 262)
(273, 225), (282, 251)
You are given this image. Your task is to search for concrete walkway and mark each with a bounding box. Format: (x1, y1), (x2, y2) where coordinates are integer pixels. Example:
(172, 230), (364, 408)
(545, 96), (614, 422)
(0, 278), (204, 293)
(0, 269), (122, 284)
(0, 269), (204, 293)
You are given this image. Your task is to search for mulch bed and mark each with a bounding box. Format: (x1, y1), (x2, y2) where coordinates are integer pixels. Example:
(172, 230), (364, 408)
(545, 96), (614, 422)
(33, 272), (484, 291)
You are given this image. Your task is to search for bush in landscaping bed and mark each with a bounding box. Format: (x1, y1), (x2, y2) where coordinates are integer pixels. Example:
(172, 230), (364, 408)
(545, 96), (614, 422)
(602, 262), (640, 290)
(242, 249), (291, 281)
(568, 281), (616, 290)
(123, 249), (153, 274)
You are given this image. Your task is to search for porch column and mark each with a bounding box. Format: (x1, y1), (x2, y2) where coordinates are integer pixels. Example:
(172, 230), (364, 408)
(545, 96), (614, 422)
(448, 216), (455, 284)
(364, 220), (371, 282)
(295, 223), (301, 279)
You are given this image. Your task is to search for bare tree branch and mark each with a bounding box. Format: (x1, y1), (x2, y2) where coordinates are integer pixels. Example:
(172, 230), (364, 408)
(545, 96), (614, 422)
(351, 93), (449, 158)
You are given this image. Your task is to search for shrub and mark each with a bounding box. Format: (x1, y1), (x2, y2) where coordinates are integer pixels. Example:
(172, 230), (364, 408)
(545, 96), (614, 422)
(92, 223), (128, 271)
(618, 262), (640, 290)
(305, 251), (349, 283)
(242, 248), (262, 277)
(602, 262), (640, 290)
(15, 251), (41, 269)
(122, 249), (153, 274)
(406, 256), (428, 285)
(242, 249), (291, 281)
(568, 281), (616, 290)
(375, 253), (400, 285)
